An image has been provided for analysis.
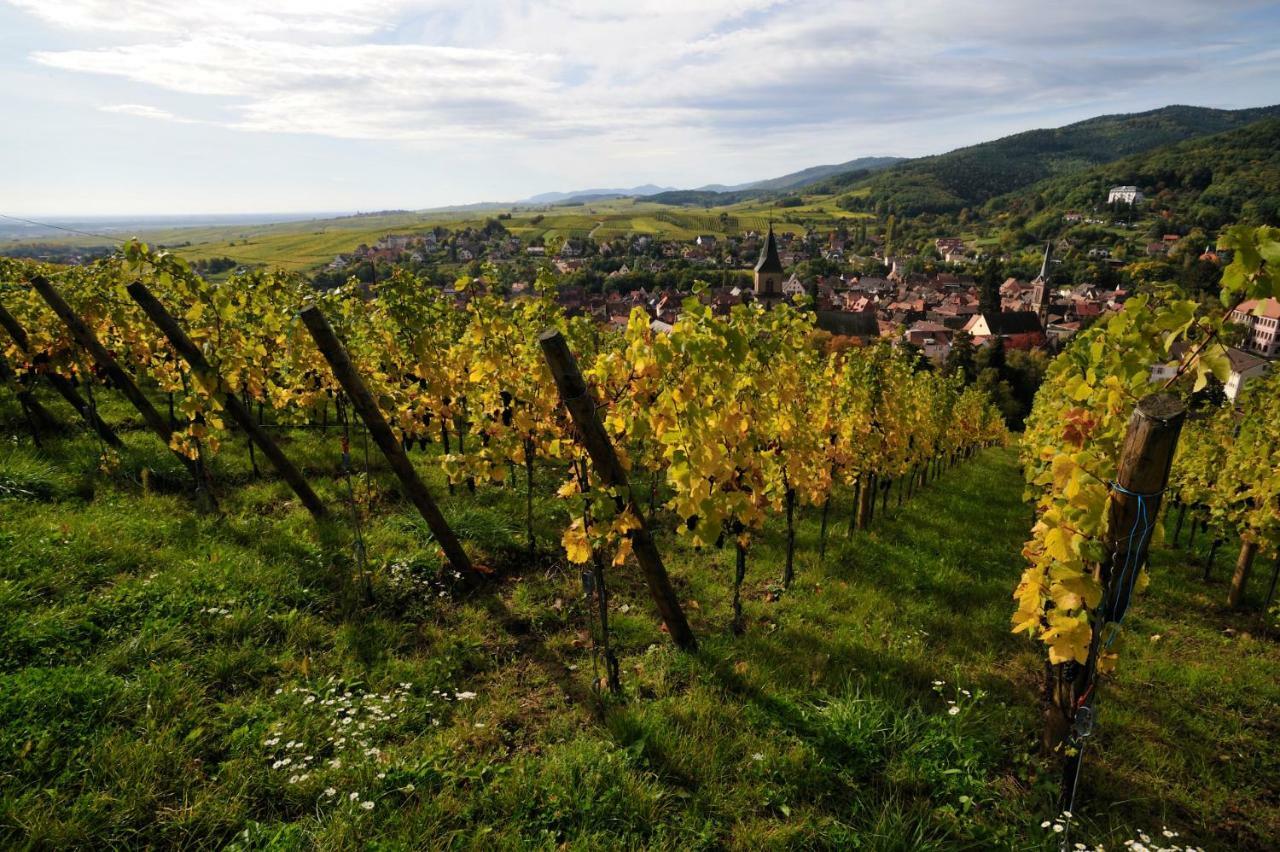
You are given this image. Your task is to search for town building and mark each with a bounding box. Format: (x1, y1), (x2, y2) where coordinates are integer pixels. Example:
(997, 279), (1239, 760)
(1107, 185), (1144, 204)
(1228, 298), (1280, 358)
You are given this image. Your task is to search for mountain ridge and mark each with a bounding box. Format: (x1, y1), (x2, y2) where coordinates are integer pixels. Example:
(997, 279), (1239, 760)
(804, 103), (1280, 214)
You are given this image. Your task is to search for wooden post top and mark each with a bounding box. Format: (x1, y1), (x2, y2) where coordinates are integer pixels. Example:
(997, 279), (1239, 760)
(1134, 393), (1186, 425)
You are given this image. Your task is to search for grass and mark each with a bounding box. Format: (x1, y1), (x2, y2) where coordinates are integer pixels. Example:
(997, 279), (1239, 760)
(0, 388), (1276, 850)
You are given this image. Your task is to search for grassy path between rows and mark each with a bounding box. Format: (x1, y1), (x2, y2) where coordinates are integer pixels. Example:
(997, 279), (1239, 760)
(0, 392), (1276, 849)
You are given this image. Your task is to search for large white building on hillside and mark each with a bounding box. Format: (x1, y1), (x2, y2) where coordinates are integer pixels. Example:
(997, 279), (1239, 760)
(1107, 185), (1144, 204)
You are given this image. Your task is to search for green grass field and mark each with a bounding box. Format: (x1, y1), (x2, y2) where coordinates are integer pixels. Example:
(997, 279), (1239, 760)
(0, 388), (1276, 849)
(1, 197), (876, 272)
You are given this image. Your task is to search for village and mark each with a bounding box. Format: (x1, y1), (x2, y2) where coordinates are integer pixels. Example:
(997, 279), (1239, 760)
(319, 202), (1276, 404)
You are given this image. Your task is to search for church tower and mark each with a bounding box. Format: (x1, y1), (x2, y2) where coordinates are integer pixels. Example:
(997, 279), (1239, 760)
(754, 225), (784, 301)
(1030, 240), (1053, 326)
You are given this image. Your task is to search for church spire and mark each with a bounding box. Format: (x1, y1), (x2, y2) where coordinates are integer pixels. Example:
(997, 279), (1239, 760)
(1035, 240), (1052, 283)
(755, 224), (783, 275)
(753, 224), (785, 299)
(1032, 240), (1053, 327)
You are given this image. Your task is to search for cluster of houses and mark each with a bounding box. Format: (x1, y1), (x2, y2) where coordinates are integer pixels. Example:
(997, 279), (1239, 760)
(334, 221), (1273, 401)
(328, 229), (528, 270)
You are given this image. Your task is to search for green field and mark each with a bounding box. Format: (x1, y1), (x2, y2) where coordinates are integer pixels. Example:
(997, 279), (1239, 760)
(1, 197), (875, 272)
(1, 387), (1276, 849)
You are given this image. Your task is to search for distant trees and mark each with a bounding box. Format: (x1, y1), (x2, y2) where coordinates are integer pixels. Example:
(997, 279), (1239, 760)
(978, 258), (1002, 314)
(192, 256), (237, 275)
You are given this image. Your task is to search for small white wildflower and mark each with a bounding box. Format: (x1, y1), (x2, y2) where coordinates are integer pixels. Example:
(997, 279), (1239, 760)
(1053, 824), (1064, 833)
(948, 706), (960, 716)
(752, 752), (765, 761)
(324, 787), (336, 797)
(377, 772), (386, 779)
(289, 775), (300, 784)
(456, 691), (477, 700)
(360, 800), (374, 811)
(403, 784), (415, 793)
(1042, 821), (1052, 828)
(349, 792), (359, 801)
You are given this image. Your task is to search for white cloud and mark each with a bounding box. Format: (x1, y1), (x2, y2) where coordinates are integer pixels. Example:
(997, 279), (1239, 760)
(7, 0), (412, 35)
(99, 103), (202, 123)
(9, 0), (1280, 156)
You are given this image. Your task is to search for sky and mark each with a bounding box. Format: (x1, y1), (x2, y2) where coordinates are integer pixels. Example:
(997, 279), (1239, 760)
(2, 0), (1279, 216)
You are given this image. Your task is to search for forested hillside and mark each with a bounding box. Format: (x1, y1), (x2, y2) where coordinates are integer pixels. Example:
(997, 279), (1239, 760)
(815, 104), (1280, 215)
(991, 117), (1280, 229)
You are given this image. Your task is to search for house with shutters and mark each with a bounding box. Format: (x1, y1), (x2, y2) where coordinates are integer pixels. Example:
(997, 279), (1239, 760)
(1229, 298), (1280, 358)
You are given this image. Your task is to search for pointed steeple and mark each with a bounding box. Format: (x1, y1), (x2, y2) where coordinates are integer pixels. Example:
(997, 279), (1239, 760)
(1034, 240), (1053, 283)
(755, 224), (783, 275)
(753, 224), (785, 300)
(1032, 240), (1053, 327)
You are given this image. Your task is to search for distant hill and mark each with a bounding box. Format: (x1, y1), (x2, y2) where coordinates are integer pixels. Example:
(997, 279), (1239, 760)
(516, 157), (903, 208)
(993, 116), (1280, 230)
(811, 104), (1280, 215)
(521, 184), (677, 204)
(697, 156), (904, 193)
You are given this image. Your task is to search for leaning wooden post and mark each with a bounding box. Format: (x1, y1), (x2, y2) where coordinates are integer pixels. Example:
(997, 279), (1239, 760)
(299, 305), (477, 584)
(127, 282), (328, 520)
(0, 299), (122, 447)
(539, 329), (697, 651)
(1228, 539), (1258, 609)
(1052, 393), (1184, 809)
(29, 276), (211, 500)
(0, 349), (59, 442)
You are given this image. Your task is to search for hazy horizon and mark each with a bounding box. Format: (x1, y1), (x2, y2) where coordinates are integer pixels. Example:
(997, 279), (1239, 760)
(3, 1), (1280, 217)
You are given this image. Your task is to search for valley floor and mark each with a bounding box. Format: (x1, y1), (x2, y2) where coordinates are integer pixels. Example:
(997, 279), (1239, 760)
(0, 391), (1276, 850)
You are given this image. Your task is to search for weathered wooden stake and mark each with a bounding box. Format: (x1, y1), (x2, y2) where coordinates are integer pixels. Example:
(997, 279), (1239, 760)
(1204, 538), (1220, 582)
(127, 282), (327, 520)
(29, 276), (210, 503)
(783, 485), (796, 587)
(300, 305), (477, 583)
(1229, 540), (1258, 609)
(818, 497), (831, 564)
(0, 299), (121, 447)
(0, 349), (59, 444)
(539, 329), (696, 650)
(847, 477), (862, 537)
(1051, 393), (1184, 807)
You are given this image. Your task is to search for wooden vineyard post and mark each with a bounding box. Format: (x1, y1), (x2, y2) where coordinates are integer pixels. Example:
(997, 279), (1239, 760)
(299, 305), (478, 585)
(0, 348), (59, 444)
(0, 299), (122, 448)
(538, 329), (697, 651)
(1051, 393), (1184, 808)
(127, 282), (328, 521)
(1228, 540), (1258, 609)
(29, 276), (212, 504)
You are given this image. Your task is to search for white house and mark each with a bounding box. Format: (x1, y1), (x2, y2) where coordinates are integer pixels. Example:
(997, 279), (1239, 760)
(1150, 344), (1271, 400)
(1229, 297), (1280, 358)
(1224, 347), (1270, 400)
(781, 273), (807, 298)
